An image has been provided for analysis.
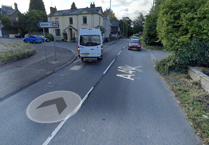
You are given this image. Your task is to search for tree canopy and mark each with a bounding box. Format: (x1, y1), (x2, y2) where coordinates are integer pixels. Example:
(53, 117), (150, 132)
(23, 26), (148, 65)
(71, 2), (77, 9)
(17, 10), (47, 34)
(132, 12), (145, 34)
(104, 9), (118, 21)
(157, 0), (209, 51)
(29, 0), (46, 13)
(143, 0), (165, 46)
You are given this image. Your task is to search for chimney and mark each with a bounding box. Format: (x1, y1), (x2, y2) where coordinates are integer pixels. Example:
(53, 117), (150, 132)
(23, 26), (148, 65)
(93, 2), (95, 8)
(50, 6), (57, 13)
(14, 3), (18, 10)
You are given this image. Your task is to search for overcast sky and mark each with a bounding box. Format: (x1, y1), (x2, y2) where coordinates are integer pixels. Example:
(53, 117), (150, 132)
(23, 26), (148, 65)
(0, 0), (153, 21)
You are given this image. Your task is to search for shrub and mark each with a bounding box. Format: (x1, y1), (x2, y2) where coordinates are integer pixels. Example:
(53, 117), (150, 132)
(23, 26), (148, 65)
(46, 33), (54, 41)
(155, 37), (209, 75)
(157, 0), (209, 52)
(0, 41), (36, 63)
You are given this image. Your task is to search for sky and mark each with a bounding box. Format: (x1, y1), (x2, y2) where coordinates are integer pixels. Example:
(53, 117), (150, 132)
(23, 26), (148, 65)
(0, 0), (153, 21)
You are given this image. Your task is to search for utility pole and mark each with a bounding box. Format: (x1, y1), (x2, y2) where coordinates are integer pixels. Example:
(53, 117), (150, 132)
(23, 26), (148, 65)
(151, 0), (155, 18)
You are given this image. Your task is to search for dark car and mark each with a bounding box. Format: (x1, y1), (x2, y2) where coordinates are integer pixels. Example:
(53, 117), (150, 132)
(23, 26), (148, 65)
(15, 33), (21, 38)
(36, 35), (50, 42)
(23, 35), (43, 43)
(128, 39), (142, 51)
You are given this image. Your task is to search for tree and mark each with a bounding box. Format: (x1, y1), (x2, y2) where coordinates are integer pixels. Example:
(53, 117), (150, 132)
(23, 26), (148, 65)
(120, 17), (132, 37)
(1, 16), (13, 30)
(143, 0), (165, 46)
(17, 10), (47, 33)
(104, 9), (118, 21)
(157, 0), (209, 52)
(29, 0), (46, 13)
(71, 2), (77, 9)
(132, 12), (145, 34)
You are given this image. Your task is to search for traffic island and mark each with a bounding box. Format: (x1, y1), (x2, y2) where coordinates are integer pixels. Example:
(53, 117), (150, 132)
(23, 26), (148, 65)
(0, 44), (76, 101)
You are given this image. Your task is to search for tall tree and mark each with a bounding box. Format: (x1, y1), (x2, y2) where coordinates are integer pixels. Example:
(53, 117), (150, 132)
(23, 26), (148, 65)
(71, 2), (77, 9)
(132, 12), (145, 34)
(17, 10), (47, 33)
(104, 9), (118, 21)
(143, 0), (165, 46)
(29, 0), (46, 13)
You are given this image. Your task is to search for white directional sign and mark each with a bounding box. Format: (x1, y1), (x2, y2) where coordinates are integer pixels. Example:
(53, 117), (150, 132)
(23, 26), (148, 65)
(116, 65), (142, 81)
(38, 21), (59, 28)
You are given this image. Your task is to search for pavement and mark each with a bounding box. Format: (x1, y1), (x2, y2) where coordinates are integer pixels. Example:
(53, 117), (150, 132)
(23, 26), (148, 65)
(0, 44), (76, 101)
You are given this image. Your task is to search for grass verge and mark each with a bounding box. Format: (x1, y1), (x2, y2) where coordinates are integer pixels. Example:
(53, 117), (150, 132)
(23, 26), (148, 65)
(156, 70), (209, 144)
(0, 40), (36, 63)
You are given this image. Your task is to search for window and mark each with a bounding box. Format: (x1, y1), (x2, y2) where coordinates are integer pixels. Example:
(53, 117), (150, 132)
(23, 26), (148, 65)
(69, 17), (73, 24)
(55, 18), (59, 22)
(55, 29), (60, 36)
(99, 17), (101, 25)
(83, 16), (87, 24)
(80, 35), (101, 46)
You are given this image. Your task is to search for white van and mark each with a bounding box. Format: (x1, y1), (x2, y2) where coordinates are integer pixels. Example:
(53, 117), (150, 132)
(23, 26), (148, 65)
(78, 28), (103, 62)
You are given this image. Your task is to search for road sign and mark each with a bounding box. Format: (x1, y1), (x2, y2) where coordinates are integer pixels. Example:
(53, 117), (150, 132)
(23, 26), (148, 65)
(38, 21), (59, 28)
(26, 91), (81, 123)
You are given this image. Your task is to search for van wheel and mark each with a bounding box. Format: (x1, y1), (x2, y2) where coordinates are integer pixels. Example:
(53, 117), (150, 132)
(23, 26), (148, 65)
(33, 40), (36, 44)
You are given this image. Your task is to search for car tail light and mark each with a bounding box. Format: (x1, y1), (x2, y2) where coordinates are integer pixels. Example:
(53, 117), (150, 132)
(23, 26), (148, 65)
(99, 57), (102, 58)
(101, 46), (103, 53)
(36, 38), (37, 40)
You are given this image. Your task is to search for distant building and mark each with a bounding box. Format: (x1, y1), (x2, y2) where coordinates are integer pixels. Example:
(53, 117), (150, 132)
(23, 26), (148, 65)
(48, 2), (106, 42)
(0, 3), (21, 37)
(103, 16), (111, 42)
(110, 21), (120, 40)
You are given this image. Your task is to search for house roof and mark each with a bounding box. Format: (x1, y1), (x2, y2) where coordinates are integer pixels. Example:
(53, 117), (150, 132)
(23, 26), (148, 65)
(0, 6), (19, 16)
(48, 7), (102, 16)
(110, 21), (120, 27)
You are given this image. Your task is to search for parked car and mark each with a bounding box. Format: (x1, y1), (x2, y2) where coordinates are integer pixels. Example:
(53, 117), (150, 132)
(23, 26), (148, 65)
(23, 35), (43, 43)
(36, 35), (50, 42)
(128, 39), (142, 51)
(24, 34), (29, 38)
(15, 33), (21, 38)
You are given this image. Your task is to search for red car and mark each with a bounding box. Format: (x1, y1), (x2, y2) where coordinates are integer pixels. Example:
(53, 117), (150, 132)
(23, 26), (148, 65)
(128, 39), (142, 51)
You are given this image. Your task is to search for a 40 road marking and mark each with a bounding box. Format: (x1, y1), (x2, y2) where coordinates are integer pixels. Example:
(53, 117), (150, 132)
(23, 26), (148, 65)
(116, 65), (142, 81)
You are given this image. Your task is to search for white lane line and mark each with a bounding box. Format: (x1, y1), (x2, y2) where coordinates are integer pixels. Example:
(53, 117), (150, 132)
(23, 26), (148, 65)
(103, 59), (115, 74)
(43, 87), (94, 145)
(117, 50), (122, 56)
(148, 49), (156, 60)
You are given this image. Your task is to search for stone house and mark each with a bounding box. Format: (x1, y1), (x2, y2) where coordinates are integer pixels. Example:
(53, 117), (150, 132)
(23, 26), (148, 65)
(47, 3), (107, 42)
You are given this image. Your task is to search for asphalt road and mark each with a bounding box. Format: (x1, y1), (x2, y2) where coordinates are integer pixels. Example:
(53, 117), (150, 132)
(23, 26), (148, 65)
(0, 38), (200, 145)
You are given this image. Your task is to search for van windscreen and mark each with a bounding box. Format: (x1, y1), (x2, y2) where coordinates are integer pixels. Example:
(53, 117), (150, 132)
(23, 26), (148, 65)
(80, 35), (101, 46)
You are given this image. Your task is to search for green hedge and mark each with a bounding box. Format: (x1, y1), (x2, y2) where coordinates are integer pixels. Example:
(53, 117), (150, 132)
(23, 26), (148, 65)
(155, 37), (209, 75)
(46, 33), (54, 41)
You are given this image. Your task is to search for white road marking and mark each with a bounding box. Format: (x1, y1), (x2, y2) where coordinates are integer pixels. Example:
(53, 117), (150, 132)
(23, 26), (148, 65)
(117, 50), (122, 55)
(116, 74), (135, 81)
(148, 49), (156, 60)
(103, 59), (115, 74)
(43, 87), (94, 145)
(116, 65), (142, 81)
